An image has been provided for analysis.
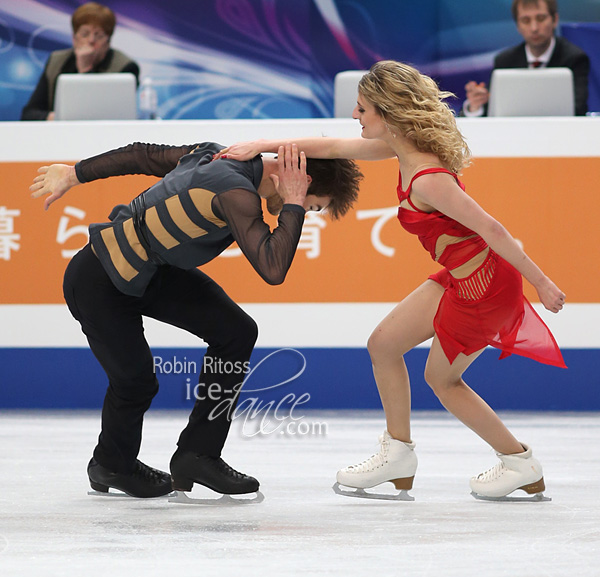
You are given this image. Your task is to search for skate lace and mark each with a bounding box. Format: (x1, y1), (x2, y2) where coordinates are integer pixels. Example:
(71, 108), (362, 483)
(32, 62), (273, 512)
(215, 457), (248, 480)
(133, 461), (168, 485)
(476, 462), (507, 483)
(346, 434), (389, 473)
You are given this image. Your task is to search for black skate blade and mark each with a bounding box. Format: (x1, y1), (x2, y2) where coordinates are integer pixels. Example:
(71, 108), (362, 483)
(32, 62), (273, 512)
(332, 482), (415, 502)
(168, 490), (265, 506)
(470, 490), (551, 502)
(87, 490), (174, 499)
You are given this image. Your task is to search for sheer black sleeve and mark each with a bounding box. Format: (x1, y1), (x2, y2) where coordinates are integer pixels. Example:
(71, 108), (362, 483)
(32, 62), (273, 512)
(213, 189), (305, 285)
(75, 142), (198, 183)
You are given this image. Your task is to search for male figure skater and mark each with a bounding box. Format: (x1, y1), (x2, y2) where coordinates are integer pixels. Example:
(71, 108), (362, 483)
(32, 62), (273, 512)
(31, 141), (362, 498)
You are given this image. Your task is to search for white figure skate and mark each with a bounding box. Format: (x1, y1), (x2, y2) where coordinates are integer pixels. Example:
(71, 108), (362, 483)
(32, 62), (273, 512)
(470, 443), (550, 502)
(332, 430), (417, 501)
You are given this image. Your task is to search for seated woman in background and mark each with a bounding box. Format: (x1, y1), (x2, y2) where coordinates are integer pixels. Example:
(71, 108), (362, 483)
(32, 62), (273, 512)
(21, 2), (139, 121)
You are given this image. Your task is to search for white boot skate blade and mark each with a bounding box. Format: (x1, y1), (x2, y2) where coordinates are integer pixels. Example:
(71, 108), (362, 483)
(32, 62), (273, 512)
(332, 482), (415, 502)
(168, 490), (265, 506)
(470, 490), (551, 502)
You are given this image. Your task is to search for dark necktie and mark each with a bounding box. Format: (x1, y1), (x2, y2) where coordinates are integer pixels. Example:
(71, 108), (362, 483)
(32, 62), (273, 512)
(531, 61), (543, 68)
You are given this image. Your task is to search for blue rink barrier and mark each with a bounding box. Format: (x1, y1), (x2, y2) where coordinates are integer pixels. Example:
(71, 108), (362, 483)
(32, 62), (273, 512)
(0, 347), (597, 411)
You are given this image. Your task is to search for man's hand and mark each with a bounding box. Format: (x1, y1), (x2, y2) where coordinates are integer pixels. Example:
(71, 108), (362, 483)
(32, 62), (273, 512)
(30, 164), (80, 211)
(465, 81), (489, 113)
(270, 144), (308, 208)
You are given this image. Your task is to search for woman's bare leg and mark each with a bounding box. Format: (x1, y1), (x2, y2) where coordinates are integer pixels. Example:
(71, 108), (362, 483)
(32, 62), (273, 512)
(367, 280), (443, 443)
(424, 337), (523, 455)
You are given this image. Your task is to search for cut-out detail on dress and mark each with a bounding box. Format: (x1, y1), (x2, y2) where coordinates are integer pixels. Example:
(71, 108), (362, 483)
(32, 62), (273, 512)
(455, 253), (497, 301)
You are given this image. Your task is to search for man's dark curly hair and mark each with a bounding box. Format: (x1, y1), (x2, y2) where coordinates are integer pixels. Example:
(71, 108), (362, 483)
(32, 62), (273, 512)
(305, 158), (363, 220)
(511, 0), (557, 21)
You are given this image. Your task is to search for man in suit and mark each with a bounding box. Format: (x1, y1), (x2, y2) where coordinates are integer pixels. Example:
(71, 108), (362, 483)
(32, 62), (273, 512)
(463, 0), (590, 116)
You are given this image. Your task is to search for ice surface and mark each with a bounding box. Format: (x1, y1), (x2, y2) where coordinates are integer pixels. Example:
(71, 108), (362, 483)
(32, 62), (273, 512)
(0, 410), (598, 577)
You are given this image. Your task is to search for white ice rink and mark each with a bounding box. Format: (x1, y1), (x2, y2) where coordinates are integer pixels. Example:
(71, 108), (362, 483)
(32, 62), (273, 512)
(0, 410), (598, 577)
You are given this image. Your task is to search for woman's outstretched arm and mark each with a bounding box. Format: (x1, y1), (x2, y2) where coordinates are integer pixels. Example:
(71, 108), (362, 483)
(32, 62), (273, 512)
(214, 137), (395, 161)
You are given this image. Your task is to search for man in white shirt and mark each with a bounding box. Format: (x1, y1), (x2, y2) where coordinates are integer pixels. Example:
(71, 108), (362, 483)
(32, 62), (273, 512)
(463, 0), (589, 116)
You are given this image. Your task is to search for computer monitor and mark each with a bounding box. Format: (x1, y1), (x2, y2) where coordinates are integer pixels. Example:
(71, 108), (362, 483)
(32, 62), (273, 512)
(334, 70), (367, 118)
(488, 68), (574, 117)
(54, 73), (138, 120)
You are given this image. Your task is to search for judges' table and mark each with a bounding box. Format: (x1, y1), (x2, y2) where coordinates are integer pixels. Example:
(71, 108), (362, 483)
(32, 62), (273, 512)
(1, 117), (599, 410)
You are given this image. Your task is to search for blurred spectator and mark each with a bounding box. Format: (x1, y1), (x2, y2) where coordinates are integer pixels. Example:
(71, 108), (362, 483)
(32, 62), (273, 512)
(463, 0), (589, 117)
(21, 2), (139, 121)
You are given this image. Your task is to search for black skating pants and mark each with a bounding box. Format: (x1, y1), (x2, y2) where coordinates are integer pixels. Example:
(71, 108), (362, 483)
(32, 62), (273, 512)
(63, 244), (258, 473)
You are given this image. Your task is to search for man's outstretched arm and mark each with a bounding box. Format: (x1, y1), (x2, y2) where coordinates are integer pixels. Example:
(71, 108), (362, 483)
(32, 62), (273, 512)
(30, 142), (197, 210)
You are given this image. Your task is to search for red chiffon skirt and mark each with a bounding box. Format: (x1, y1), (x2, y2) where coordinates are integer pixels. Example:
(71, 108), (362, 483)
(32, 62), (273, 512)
(429, 250), (566, 368)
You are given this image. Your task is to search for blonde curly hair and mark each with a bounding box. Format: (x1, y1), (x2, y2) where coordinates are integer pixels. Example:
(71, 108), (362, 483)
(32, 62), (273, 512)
(358, 60), (471, 174)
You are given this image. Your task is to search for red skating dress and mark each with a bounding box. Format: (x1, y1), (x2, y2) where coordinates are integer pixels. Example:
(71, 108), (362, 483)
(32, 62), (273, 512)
(397, 168), (566, 368)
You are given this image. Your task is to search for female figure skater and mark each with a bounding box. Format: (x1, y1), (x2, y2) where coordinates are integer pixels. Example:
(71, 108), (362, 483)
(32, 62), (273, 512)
(214, 60), (566, 501)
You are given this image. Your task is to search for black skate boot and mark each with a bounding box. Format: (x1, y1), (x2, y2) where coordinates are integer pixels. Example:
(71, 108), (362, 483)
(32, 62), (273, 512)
(170, 449), (260, 495)
(88, 458), (173, 498)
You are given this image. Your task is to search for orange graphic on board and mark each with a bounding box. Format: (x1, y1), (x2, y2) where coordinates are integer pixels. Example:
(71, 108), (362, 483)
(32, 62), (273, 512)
(0, 158), (597, 304)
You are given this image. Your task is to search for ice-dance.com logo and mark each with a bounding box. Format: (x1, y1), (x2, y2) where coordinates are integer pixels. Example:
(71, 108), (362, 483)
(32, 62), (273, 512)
(153, 356), (250, 375)
(160, 348), (328, 439)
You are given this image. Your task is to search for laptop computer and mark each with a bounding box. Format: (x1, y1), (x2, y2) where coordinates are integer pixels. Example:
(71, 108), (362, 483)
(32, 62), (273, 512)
(334, 70), (367, 118)
(488, 68), (574, 117)
(54, 73), (137, 120)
